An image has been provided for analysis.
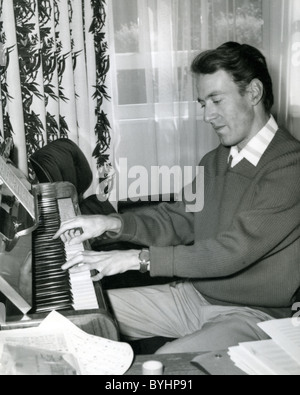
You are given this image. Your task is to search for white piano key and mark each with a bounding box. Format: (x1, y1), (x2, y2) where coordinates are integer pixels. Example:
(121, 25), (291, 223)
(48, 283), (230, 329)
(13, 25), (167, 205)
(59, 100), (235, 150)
(57, 198), (99, 311)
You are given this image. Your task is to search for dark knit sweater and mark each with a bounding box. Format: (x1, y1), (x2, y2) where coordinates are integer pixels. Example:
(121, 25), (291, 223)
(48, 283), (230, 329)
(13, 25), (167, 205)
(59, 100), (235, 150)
(110, 128), (300, 319)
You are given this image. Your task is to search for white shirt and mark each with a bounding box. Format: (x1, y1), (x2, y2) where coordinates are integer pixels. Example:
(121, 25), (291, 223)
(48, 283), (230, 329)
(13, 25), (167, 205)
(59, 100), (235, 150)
(228, 115), (278, 168)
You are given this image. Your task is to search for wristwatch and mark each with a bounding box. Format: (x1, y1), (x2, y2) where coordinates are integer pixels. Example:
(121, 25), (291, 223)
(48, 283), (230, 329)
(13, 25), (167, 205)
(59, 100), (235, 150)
(139, 249), (150, 273)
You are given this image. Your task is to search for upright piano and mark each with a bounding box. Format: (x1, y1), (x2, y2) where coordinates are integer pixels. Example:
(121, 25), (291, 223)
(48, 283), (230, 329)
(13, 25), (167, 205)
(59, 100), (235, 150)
(0, 154), (119, 341)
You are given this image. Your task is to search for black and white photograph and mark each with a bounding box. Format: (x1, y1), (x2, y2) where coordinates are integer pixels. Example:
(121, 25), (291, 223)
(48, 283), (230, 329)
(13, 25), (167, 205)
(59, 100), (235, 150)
(0, 0), (299, 378)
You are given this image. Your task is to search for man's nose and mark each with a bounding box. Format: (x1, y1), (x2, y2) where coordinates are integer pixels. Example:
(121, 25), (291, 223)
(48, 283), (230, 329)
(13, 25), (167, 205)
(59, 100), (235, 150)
(203, 105), (218, 124)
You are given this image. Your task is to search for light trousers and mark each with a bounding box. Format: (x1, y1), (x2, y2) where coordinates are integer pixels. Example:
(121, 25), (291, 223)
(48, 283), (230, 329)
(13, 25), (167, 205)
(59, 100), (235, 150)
(107, 281), (273, 354)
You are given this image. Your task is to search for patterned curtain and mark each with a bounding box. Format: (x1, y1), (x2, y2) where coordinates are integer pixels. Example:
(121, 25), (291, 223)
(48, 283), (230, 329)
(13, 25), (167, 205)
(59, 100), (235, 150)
(0, 0), (111, 195)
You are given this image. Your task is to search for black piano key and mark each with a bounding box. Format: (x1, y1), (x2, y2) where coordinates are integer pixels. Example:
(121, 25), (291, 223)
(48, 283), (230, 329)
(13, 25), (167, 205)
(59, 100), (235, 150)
(34, 298), (73, 309)
(34, 272), (68, 281)
(34, 304), (73, 314)
(34, 249), (65, 257)
(34, 262), (65, 270)
(34, 242), (64, 249)
(34, 273), (69, 283)
(35, 280), (70, 291)
(35, 292), (72, 302)
(36, 266), (66, 275)
(34, 303), (73, 312)
(35, 238), (62, 244)
(34, 257), (65, 264)
(35, 296), (72, 305)
(35, 289), (72, 299)
(34, 256), (65, 264)
(34, 282), (69, 291)
(34, 281), (71, 292)
(35, 288), (73, 302)
(34, 263), (65, 271)
(34, 272), (69, 283)
(35, 290), (73, 302)
(34, 267), (66, 275)
(34, 267), (65, 274)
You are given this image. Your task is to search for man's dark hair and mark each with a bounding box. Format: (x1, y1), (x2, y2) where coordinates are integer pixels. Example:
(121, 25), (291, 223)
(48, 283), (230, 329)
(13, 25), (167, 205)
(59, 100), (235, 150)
(191, 42), (274, 113)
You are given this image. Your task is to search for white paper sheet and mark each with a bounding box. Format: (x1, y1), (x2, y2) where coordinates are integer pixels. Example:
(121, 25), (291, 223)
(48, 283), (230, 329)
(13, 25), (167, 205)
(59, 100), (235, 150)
(229, 339), (300, 375)
(0, 311), (134, 375)
(40, 311), (134, 375)
(0, 344), (79, 375)
(228, 318), (300, 375)
(258, 318), (300, 365)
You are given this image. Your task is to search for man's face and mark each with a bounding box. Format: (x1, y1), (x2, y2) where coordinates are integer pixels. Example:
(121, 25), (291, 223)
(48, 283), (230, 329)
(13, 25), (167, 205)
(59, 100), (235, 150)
(196, 69), (255, 149)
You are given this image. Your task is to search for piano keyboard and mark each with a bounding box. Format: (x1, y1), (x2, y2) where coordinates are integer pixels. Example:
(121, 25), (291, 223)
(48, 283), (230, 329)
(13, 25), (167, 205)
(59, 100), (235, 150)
(32, 185), (99, 314)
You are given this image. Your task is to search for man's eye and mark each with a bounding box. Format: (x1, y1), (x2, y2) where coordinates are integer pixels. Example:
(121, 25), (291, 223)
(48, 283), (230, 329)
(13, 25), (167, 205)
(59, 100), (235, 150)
(212, 99), (222, 105)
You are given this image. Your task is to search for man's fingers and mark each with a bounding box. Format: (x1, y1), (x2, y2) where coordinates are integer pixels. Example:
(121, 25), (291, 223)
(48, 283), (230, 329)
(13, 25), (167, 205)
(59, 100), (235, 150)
(61, 251), (101, 271)
(92, 272), (103, 282)
(61, 255), (86, 271)
(53, 219), (82, 240)
(66, 233), (86, 246)
(69, 264), (90, 274)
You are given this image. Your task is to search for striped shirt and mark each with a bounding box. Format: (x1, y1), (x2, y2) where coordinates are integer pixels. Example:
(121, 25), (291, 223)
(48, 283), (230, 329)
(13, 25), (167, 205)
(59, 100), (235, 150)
(229, 116), (278, 168)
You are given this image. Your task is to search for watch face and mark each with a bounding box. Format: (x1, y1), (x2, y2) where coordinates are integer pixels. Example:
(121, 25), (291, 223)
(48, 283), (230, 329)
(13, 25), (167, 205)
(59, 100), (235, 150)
(139, 249), (150, 273)
(140, 250), (150, 262)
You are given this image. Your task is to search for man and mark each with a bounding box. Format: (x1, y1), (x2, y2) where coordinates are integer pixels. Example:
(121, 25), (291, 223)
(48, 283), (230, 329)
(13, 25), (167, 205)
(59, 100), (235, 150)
(54, 42), (300, 354)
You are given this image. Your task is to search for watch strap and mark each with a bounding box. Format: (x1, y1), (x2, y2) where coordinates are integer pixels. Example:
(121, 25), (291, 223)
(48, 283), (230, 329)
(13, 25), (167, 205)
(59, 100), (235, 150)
(139, 249), (150, 273)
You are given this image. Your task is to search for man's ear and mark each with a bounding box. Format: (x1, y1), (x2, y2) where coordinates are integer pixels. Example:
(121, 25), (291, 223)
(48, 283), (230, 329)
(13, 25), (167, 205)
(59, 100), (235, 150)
(247, 78), (264, 106)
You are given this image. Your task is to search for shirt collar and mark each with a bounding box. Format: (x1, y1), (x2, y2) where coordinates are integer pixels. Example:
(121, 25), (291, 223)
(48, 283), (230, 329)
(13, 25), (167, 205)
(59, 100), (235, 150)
(229, 115), (278, 168)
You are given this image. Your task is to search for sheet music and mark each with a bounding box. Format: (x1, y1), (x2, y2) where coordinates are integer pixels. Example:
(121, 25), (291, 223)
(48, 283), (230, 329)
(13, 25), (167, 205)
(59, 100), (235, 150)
(229, 318), (300, 375)
(258, 318), (300, 365)
(39, 312), (134, 375)
(0, 344), (79, 375)
(0, 311), (134, 375)
(0, 327), (78, 375)
(0, 155), (35, 219)
(229, 340), (300, 375)
(0, 327), (70, 354)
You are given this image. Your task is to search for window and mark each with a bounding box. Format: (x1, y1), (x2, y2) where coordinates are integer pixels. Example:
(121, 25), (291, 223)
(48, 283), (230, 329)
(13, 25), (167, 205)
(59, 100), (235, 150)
(106, 0), (299, 201)
(109, 0), (269, 117)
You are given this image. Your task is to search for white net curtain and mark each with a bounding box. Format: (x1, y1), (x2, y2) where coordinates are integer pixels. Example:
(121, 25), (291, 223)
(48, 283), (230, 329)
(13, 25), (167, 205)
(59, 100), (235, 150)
(105, 0), (300, 198)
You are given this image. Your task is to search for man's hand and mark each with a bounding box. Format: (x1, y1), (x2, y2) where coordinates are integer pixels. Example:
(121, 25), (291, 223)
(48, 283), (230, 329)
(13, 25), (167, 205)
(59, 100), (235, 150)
(53, 215), (122, 245)
(61, 250), (140, 281)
